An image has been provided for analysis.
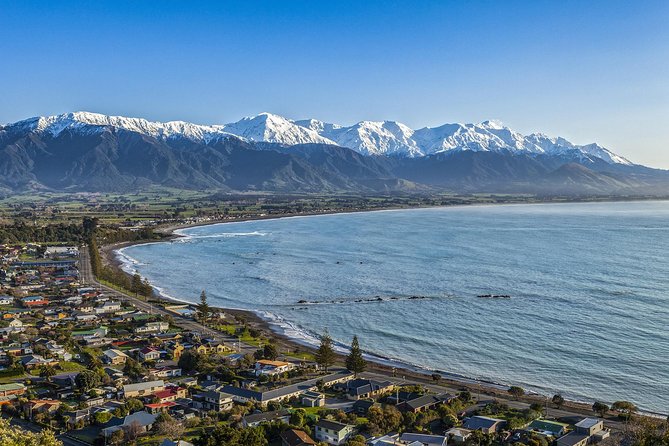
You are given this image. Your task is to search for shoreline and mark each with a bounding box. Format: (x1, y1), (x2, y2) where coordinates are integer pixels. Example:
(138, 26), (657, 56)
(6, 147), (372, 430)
(102, 200), (668, 419)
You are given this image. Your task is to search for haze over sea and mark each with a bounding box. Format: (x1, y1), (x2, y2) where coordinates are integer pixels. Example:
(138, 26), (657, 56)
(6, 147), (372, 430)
(119, 201), (669, 413)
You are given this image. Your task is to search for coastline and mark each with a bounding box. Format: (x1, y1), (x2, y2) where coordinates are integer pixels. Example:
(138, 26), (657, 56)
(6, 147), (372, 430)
(102, 201), (668, 419)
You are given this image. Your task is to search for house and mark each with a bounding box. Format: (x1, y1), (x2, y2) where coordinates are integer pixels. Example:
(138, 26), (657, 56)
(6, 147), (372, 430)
(123, 380), (165, 398)
(21, 296), (49, 307)
(399, 433), (447, 446)
(342, 378), (395, 400)
(138, 346), (161, 361)
(301, 391), (325, 407)
(242, 408), (291, 427)
(463, 416), (506, 434)
(0, 296), (13, 305)
(398, 394), (453, 413)
(101, 411), (158, 437)
(145, 401), (178, 414)
(44, 246), (79, 258)
(8, 319), (23, 329)
(103, 348), (129, 365)
(221, 370), (353, 406)
(135, 321), (170, 334)
(527, 419), (569, 438)
(166, 341), (185, 359)
(201, 390), (234, 412)
(281, 429), (317, 446)
(352, 399), (377, 415)
(314, 419), (355, 445)
(45, 342), (72, 361)
(556, 418), (609, 446)
(574, 418), (605, 436)
(20, 354), (59, 369)
(95, 301), (121, 314)
(154, 387), (187, 403)
(149, 366), (182, 378)
(556, 432), (589, 446)
(0, 383), (26, 396)
(254, 359), (296, 376)
(445, 428), (472, 443)
(24, 400), (61, 419)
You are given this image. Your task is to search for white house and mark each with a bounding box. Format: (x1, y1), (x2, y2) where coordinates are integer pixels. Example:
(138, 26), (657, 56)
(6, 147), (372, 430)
(135, 321), (169, 334)
(254, 359), (296, 376)
(314, 419), (354, 445)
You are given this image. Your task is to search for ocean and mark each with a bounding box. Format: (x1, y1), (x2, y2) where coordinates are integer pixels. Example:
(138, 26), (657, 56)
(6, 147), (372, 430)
(118, 200), (669, 413)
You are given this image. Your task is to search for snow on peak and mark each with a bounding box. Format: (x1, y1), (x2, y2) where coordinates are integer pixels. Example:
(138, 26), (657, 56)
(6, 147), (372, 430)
(222, 113), (335, 146)
(10, 111), (235, 143)
(5, 111), (632, 165)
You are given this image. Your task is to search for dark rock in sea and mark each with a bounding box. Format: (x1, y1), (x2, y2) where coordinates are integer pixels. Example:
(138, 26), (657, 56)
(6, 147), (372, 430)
(297, 299), (307, 304)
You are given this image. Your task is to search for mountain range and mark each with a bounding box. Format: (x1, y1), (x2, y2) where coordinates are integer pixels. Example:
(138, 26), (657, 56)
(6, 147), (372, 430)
(1, 111), (667, 196)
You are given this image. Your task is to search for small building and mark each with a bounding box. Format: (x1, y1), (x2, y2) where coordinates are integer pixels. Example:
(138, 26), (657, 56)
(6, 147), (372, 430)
(0, 383), (26, 397)
(135, 321), (170, 334)
(527, 419), (568, 438)
(254, 359), (296, 376)
(123, 380), (165, 398)
(201, 390), (234, 412)
(21, 296), (49, 308)
(352, 399), (377, 415)
(314, 419), (355, 445)
(399, 433), (448, 446)
(281, 429), (316, 446)
(242, 408), (291, 427)
(138, 346), (161, 362)
(556, 432), (590, 446)
(463, 416), (506, 434)
(0, 296), (13, 305)
(301, 391), (325, 407)
(445, 427), (472, 443)
(343, 378), (395, 400)
(103, 348), (129, 365)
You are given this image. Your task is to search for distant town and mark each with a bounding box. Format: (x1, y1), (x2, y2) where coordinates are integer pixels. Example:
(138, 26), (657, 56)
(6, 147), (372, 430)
(0, 209), (661, 446)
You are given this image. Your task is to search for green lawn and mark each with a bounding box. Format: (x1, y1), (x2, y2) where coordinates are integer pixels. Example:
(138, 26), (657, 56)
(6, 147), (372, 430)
(59, 361), (86, 372)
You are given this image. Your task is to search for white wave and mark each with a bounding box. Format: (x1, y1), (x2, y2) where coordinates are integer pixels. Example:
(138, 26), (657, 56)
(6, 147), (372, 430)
(173, 231), (268, 243)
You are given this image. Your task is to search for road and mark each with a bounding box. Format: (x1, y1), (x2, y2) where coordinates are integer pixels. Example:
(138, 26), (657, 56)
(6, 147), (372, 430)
(79, 247), (247, 348)
(80, 246), (628, 432)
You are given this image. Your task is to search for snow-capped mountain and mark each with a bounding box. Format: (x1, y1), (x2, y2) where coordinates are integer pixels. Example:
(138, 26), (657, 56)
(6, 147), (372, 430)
(3, 111), (632, 166)
(8, 111), (236, 143)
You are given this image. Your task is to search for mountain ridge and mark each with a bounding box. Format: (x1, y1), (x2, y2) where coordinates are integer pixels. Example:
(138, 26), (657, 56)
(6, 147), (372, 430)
(3, 111), (632, 166)
(1, 111), (665, 197)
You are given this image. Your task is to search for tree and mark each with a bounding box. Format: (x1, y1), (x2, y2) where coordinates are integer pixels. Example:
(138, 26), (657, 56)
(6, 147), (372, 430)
(109, 429), (125, 446)
(197, 290), (211, 322)
(263, 343), (278, 361)
(612, 400), (637, 419)
(508, 386), (525, 399)
(130, 273), (143, 295)
(154, 413), (184, 439)
(178, 350), (209, 373)
(75, 369), (100, 392)
(315, 329), (336, 372)
(93, 411), (112, 425)
(592, 401), (609, 417)
(345, 335), (366, 377)
(39, 364), (57, 382)
(552, 393), (565, 409)
(346, 435), (366, 446)
(290, 409), (306, 427)
(123, 358), (147, 380)
(431, 373), (441, 383)
(123, 421), (143, 442)
(0, 418), (62, 446)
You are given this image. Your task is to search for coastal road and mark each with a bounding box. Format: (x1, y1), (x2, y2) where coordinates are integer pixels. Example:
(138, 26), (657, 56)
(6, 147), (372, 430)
(79, 247), (247, 349)
(81, 246), (630, 432)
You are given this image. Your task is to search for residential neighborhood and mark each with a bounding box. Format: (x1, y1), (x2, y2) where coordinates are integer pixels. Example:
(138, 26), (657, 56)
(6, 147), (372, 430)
(0, 242), (631, 446)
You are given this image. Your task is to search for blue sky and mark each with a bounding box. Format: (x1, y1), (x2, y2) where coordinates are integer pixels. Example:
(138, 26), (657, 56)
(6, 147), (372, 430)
(1, 1), (668, 166)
